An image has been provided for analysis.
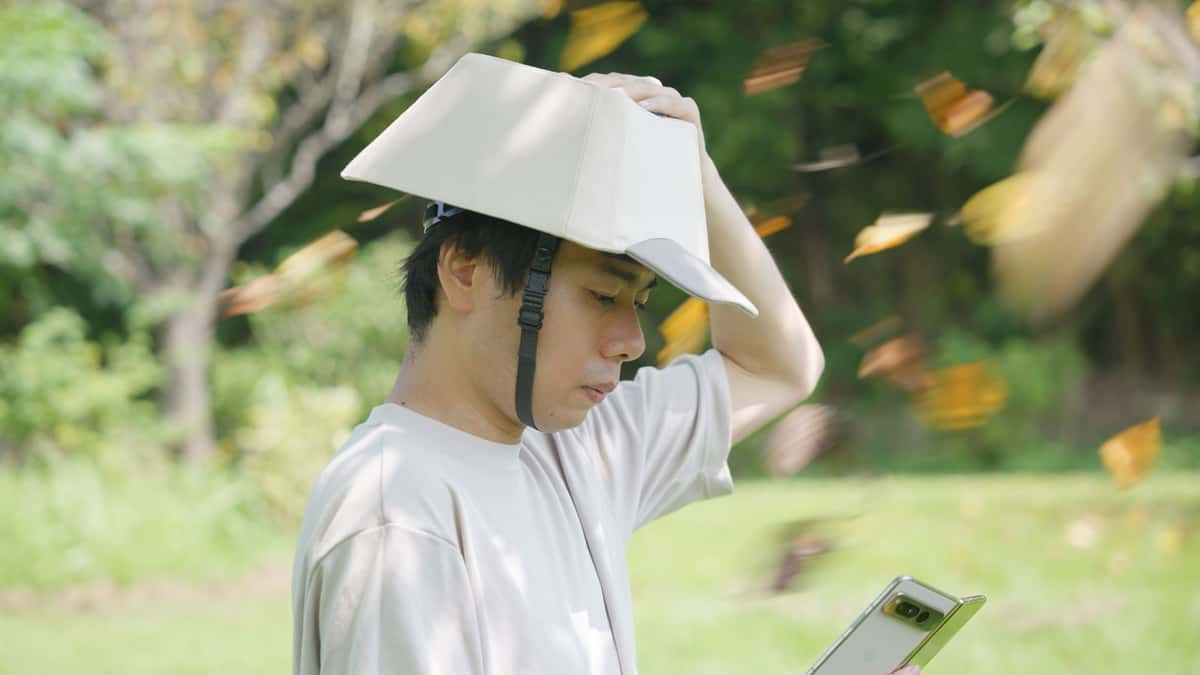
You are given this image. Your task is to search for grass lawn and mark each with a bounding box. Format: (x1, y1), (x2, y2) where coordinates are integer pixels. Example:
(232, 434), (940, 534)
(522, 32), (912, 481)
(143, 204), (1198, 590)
(3, 473), (1198, 675)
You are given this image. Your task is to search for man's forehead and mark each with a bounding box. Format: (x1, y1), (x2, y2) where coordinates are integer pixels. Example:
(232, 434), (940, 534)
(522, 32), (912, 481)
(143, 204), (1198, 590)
(593, 251), (657, 290)
(561, 241), (656, 287)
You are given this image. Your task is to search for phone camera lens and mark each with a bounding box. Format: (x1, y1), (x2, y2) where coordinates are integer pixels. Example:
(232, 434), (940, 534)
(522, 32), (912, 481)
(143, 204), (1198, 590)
(898, 602), (919, 618)
(916, 610), (930, 623)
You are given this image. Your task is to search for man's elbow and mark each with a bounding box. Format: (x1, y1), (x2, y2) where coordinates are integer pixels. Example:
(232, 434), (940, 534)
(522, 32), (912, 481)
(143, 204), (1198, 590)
(787, 342), (825, 403)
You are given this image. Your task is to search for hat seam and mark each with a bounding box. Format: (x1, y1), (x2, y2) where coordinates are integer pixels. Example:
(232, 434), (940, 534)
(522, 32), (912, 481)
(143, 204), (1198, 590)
(563, 80), (602, 245)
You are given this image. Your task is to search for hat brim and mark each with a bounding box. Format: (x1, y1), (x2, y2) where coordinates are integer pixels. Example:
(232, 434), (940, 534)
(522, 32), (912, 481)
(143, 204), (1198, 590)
(626, 238), (759, 317)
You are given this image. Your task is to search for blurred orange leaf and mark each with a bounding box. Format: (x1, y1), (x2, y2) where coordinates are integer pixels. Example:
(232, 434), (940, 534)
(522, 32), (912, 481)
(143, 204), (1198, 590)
(220, 230), (358, 318)
(857, 335), (933, 394)
(656, 297), (708, 366)
(961, 172), (1040, 245)
(848, 315), (902, 347)
(744, 40), (823, 96)
(560, 2), (648, 72)
(753, 215), (792, 238)
(1100, 417), (1161, 487)
(917, 362), (1008, 430)
(915, 71), (1000, 137)
(845, 213), (931, 262)
(357, 200), (400, 223)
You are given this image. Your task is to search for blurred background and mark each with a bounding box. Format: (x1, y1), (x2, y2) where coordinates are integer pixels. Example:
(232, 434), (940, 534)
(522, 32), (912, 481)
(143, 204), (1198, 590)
(1, 0), (1198, 673)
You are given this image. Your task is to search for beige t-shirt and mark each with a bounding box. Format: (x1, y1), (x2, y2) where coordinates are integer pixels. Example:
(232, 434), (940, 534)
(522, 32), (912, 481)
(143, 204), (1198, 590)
(291, 349), (735, 675)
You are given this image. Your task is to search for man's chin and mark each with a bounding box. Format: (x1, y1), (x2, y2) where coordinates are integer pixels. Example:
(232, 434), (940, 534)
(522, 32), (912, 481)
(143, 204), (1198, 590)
(533, 408), (590, 434)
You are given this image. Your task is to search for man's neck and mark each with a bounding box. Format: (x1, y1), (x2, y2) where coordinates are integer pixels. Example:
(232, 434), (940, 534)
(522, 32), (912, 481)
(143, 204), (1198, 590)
(386, 335), (524, 445)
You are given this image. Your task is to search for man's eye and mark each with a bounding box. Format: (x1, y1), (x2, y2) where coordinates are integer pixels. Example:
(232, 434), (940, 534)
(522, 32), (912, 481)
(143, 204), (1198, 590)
(591, 292), (617, 306)
(592, 291), (649, 312)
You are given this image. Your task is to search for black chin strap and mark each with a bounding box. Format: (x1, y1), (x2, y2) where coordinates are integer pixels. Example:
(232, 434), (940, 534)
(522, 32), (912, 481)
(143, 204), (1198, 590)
(515, 233), (560, 430)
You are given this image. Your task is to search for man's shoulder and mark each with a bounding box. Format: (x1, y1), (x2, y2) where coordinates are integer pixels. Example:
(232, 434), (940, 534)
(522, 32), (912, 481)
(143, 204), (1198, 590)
(295, 421), (462, 567)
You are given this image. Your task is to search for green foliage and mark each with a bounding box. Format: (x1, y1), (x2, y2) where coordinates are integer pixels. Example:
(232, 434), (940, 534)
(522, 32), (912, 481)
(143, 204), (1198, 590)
(214, 232), (413, 518)
(0, 0), (239, 314)
(0, 456), (280, 589)
(0, 0), (106, 118)
(235, 378), (363, 521)
(0, 308), (165, 466)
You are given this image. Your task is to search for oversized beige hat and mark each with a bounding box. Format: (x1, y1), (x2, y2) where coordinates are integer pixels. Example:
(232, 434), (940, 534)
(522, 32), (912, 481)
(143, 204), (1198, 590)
(341, 52), (758, 317)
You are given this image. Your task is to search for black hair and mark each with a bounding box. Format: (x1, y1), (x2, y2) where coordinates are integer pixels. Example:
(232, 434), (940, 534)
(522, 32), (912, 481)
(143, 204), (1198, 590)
(400, 206), (547, 344)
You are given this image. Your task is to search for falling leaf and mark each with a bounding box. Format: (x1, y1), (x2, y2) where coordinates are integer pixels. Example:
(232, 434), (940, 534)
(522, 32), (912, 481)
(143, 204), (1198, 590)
(848, 315), (902, 347)
(357, 199), (400, 223)
(743, 39), (823, 96)
(915, 71), (1006, 137)
(1099, 417), (1161, 487)
(219, 275), (283, 318)
(792, 144), (861, 172)
(792, 144), (900, 173)
(960, 172), (1041, 245)
(857, 335), (933, 394)
(844, 213), (932, 262)
(991, 5), (1194, 324)
(656, 298), (708, 366)
(753, 216), (792, 238)
(220, 230), (359, 318)
(917, 362), (1008, 430)
(763, 404), (838, 478)
(769, 518), (834, 593)
(560, 2), (648, 72)
(1025, 11), (1102, 100)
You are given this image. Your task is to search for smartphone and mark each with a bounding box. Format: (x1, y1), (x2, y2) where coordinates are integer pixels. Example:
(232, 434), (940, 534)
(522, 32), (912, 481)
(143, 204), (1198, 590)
(804, 575), (986, 675)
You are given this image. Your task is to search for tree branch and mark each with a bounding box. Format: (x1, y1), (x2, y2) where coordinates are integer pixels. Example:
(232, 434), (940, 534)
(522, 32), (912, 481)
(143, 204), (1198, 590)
(228, 38), (469, 245)
(215, 12), (276, 127)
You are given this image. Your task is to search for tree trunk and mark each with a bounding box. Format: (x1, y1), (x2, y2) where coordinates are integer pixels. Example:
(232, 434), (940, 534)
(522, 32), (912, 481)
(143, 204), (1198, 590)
(162, 303), (217, 461)
(160, 242), (237, 462)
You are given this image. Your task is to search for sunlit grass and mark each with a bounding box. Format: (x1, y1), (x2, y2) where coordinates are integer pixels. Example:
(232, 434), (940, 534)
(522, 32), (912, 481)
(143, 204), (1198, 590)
(3, 474), (1197, 675)
(630, 473), (1200, 675)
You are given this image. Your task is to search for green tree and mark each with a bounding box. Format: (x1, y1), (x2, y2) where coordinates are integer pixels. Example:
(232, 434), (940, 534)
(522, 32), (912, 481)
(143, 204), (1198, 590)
(2, 0), (543, 460)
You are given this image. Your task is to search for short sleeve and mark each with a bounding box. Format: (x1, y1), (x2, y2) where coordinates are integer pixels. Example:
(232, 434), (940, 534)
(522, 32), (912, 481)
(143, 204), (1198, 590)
(293, 525), (484, 675)
(577, 348), (734, 536)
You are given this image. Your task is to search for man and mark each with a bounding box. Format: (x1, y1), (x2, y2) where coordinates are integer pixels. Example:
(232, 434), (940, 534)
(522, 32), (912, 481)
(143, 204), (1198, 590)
(291, 54), (893, 675)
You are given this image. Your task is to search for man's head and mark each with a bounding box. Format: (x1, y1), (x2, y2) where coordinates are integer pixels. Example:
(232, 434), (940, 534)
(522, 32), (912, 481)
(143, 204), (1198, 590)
(401, 208), (657, 432)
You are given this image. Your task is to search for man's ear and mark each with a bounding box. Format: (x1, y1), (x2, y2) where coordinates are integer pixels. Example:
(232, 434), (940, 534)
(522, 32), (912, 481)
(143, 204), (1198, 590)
(436, 240), (481, 312)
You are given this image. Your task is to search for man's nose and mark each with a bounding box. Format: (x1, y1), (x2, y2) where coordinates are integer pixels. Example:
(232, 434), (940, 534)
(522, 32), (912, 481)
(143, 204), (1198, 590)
(604, 307), (646, 363)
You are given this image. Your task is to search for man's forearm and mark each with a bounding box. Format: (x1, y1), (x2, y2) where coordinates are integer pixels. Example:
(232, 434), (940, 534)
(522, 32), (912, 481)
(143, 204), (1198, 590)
(701, 154), (824, 395)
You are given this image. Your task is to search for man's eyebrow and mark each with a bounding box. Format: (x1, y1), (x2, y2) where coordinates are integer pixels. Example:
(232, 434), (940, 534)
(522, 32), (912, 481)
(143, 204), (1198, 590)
(597, 257), (657, 292)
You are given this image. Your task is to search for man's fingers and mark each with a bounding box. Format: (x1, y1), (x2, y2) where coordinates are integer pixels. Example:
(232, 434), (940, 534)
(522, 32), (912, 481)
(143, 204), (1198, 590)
(636, 94), (699, 123)
(583, 73), (666, 99)
(580, 73), (699, 127)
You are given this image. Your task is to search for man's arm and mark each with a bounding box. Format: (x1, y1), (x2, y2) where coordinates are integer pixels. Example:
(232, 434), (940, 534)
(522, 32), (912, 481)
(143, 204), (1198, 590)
(700, 154), (825, 443)
(294, 525), (485, 675)
(583, 71), (825, 443)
